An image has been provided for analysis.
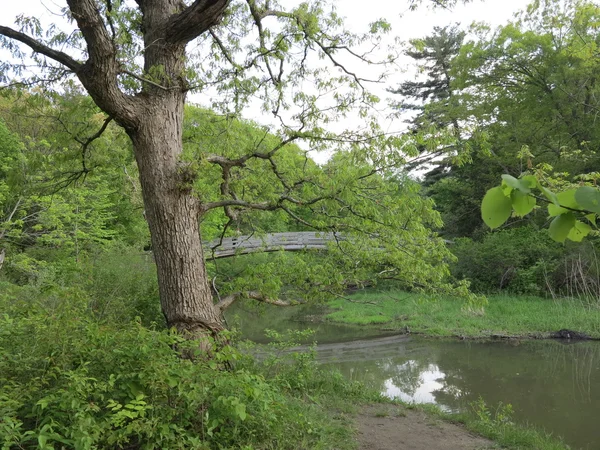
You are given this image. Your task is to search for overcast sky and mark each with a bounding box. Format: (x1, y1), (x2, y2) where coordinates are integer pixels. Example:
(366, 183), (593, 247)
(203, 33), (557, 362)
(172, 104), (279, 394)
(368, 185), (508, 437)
(2, 0), (527, 161)
(4, 0), (526, 37)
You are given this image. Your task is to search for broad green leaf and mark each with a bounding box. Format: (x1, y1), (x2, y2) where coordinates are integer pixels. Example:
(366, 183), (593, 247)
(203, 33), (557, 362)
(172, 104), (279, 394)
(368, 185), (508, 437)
(501, 183), (513, 197)
(585, 213), (597, 227)
(235, 403), (247, 421)
(548, 213), (576, 243)
(481, 186), (512, 229)
(502, 174), (530, 194)
(521, 175), (537, 189)
(511, 190), (536, 216)
(539, 185), (560, 207)
(127, 381), (144, 397)
(575, 186), (600, 214)
(567, 221), (592, 242)
(548, 189), (578, 217)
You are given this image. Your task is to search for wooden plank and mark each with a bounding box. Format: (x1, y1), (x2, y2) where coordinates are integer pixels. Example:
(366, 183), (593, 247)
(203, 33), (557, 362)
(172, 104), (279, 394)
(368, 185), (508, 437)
(204, 232), (341, 259)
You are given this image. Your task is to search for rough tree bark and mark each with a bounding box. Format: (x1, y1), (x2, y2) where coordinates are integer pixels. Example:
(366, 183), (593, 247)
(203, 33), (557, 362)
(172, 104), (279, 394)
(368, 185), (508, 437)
(129, 94), (224, 337)
(0, 0), (232, 339)
(123, 0), (229, 337)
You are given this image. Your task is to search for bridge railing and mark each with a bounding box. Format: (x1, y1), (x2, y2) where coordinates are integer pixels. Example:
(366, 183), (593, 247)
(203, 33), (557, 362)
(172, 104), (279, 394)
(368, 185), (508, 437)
(202, 232), (451, 259)
(204, 232), (344, 259)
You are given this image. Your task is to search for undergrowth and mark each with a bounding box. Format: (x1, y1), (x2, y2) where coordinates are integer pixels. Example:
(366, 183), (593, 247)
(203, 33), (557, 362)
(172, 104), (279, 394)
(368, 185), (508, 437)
(0, 283), (370, 450)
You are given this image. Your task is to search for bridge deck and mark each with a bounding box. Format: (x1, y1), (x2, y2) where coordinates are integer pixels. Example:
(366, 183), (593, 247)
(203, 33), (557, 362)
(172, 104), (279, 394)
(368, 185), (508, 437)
(204, 232), (343, 259)
(202, 232), (451, 259)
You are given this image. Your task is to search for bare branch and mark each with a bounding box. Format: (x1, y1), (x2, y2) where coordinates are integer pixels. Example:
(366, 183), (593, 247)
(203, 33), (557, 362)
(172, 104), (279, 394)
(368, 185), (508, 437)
(205, 134), (299, 168)
(77, 115), (113, 171)
(203, 198), (276, 212)
(209, 29), (239, 69)
(0, 198), (23, 241)
(120, 69), (172, 91)
(216, 290), (293, 310)
(48, 114), (114, 191)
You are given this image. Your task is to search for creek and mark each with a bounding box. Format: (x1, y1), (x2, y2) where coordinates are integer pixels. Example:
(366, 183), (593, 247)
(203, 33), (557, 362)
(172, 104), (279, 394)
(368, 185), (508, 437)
(227, 304), (600, 450)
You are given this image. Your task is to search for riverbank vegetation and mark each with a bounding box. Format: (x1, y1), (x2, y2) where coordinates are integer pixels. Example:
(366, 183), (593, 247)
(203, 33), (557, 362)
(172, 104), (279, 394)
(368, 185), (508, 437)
(0, 282), (378, 449)
(0, 280), (571, 450)
(1, 0), (600, 448)
(326, 291), (600, 339)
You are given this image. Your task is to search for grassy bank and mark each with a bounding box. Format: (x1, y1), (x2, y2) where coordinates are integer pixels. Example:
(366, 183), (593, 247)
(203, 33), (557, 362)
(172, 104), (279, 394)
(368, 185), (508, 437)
(326, 291), (600, 339)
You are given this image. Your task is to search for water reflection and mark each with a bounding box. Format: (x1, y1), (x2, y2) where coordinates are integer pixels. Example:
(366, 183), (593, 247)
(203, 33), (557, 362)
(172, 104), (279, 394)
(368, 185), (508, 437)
(231, 303), (600, 449)
(383, 363), (452, 409)
(318, 336), (600, 450)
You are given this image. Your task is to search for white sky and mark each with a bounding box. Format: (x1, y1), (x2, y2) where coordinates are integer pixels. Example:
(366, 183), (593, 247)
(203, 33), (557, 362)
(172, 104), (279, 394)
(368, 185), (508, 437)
(2, 0), (527, 161)
(3, 0), (526, 37)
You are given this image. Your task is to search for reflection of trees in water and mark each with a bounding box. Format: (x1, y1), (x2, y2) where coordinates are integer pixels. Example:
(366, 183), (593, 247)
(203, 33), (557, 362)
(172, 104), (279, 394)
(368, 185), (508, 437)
(432, 340), (600, 408)
(332, 357), (410, 393)
(542, 342), (597, 403)
(326, 339), (600, 449)
(430, 340), (600, 450)
(327, 349), (448, 401)
(387, 360), (442, 397)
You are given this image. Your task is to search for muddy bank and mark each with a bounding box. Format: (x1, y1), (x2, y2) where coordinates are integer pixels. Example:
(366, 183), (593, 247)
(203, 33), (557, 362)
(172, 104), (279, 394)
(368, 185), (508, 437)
(375, 327), (599, 342)
(354, 404), (494, 450)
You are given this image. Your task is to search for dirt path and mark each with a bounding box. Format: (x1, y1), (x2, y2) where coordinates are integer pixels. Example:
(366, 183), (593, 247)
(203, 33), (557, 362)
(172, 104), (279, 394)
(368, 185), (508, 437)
(354, 404), (496, 450)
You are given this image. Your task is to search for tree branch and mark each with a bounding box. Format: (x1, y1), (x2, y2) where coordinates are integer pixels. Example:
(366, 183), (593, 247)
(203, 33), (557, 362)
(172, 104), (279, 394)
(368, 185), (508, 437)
(203, 198), (276, 212)
(216, 291), (293, 310)
(0, 26), (82, 72)
(166, 0), (231, 44)
(64, 0), (138, 126)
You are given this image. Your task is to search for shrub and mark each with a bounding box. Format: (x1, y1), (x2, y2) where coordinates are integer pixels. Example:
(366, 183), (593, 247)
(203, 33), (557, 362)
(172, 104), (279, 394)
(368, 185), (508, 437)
(451, 227), (562, 295)
(451, 227), (600, 301)
(0, 288), (356, 449)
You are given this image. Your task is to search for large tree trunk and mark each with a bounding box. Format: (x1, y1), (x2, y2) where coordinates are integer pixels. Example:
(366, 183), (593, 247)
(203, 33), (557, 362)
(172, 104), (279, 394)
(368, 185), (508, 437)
(0, 0), (233, 346)
(129, 93), (224, 338)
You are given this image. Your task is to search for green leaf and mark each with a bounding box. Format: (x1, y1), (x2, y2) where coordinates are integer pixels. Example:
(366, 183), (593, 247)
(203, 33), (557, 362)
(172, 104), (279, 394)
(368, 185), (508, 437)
(481, 186), (512, 229)
(585, 214), (597, 227)
(502, 174), (530, 193)
(127, 381), (144, 397)
(575, 186), (600, 214)
(521, 175), (537, 189)
(548, 213), (576, 243)
(567, 221), (592, 242)
(511, 190), (536, 216)
(234, 403), (247, 421)
(539, 185), (560, 207)
(548, 189), (578, 217)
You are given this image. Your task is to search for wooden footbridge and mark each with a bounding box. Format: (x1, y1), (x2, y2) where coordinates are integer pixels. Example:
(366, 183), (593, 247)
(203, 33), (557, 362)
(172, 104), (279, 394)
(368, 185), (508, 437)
(203, 232), (451, 260)
(204, 232), (344, 259)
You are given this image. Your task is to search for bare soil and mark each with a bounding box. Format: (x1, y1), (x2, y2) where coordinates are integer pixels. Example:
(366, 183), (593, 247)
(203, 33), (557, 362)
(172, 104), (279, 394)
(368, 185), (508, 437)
(354, 404), (496, 450)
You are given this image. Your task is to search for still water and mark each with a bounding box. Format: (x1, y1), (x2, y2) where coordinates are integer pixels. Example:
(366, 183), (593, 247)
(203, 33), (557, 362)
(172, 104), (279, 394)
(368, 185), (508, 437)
(227, 304), (600, 449)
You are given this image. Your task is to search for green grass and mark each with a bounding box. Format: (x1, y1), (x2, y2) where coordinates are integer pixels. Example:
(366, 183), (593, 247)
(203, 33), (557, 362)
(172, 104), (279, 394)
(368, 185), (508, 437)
(326, 290), (600, 338)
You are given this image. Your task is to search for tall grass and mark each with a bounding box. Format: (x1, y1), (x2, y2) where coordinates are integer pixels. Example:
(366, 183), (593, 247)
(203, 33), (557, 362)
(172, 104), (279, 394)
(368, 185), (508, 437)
(326, 290), (600, 338)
